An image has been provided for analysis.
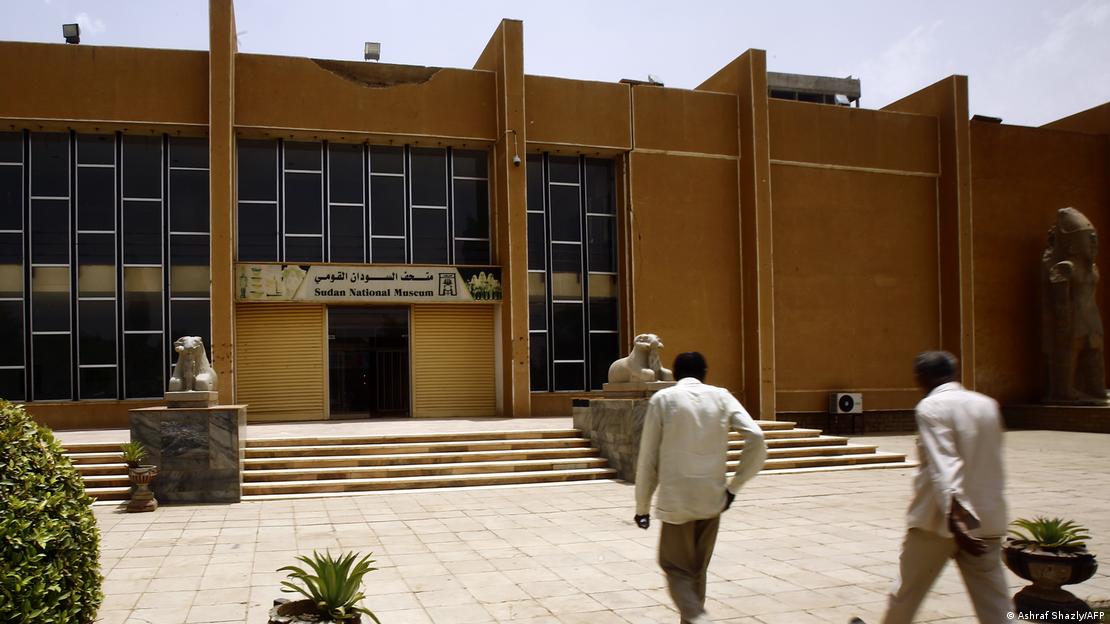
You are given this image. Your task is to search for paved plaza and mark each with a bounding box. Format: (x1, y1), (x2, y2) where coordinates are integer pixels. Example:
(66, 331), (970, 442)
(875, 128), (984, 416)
(91, 430), (1109, 624)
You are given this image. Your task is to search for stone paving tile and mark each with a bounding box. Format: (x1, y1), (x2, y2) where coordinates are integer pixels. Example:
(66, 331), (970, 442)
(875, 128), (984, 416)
(91, 431), (1109, 624)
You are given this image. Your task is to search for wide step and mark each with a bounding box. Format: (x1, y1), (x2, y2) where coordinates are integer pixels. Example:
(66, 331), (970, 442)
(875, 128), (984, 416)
(245, 446), (600, 470)
(242, 467), (617, 496)
(245, 457), (609, 482)
(247, 437), (591, 458)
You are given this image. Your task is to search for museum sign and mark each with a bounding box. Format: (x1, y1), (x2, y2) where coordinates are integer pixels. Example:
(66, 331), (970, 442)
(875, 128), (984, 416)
(235, 263), (503, 303)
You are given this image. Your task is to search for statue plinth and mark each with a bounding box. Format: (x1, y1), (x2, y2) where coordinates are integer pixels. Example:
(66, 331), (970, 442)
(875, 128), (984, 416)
(601, 381), (676, 398)
(164, 391), (218, 409)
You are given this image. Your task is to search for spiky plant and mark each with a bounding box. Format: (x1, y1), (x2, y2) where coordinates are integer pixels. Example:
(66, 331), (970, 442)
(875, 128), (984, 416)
(278, 550), (381, 623)
(119, 442), (146, 468)
(1008, 517), (1091, 551)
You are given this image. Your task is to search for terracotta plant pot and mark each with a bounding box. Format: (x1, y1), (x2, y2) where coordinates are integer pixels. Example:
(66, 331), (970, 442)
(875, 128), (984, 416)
(267, 599), (362, 624)
(1003, 540), (1098, 614)
(126, 465), (159, 513)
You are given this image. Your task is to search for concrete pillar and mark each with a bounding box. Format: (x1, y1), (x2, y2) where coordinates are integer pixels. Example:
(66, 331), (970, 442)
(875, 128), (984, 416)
(208, 0), (236, 404)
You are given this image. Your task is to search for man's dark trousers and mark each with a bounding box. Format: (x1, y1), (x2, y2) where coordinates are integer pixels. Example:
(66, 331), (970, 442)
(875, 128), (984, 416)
(659, 515), (721, 623)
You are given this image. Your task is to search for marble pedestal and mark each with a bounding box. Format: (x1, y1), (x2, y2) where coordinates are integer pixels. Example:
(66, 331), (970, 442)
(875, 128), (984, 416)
(129, 405), (247, 503)
(573, 398), (649, 482)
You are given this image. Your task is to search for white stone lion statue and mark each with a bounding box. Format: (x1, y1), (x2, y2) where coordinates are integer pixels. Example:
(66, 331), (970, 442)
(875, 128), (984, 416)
(168, 336), (218, 392)
(607, 333), (675, 383)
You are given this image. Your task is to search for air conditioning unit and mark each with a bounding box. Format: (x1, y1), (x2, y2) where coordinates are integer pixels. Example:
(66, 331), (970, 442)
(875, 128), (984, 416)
(829, 392), (863, 414)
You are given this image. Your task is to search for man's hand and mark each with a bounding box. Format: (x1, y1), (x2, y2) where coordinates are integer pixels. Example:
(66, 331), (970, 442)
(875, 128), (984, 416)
(634, 514), (650, 530)
(723, 490), (736, 512)
(949, 498), (986, 557)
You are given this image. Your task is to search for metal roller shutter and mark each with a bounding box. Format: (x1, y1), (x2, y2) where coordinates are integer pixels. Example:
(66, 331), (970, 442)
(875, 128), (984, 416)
(235, 303), (327, 421)
(412, 305), (496, 418)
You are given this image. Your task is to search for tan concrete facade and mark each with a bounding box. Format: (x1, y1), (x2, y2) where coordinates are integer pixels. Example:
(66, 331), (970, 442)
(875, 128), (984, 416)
(3, 2), (1108, 428)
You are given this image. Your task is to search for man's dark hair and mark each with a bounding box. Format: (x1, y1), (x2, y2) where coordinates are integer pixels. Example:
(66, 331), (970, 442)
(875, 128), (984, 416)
(673, 352), (708, 382)
(913, 351), (958, 386)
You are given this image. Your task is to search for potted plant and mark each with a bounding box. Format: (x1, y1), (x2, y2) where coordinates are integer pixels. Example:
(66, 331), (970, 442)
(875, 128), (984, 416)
(269, 551), (382, 624)
(121, 441), (159, 512)
(120, 441), (146, 468)
(1004, 516), (1098, 615)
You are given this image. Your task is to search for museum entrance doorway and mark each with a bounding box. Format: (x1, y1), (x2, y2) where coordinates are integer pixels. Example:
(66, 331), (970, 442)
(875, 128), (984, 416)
(327, 307), (410, 419)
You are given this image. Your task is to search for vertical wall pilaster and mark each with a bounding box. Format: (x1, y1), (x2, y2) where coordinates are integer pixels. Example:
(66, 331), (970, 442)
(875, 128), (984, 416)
(208, 0), (236, 404)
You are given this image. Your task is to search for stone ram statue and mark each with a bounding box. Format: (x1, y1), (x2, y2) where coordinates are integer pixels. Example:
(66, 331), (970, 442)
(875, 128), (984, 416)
(168, 336), (218, 393)
(608, 333), (675, 383)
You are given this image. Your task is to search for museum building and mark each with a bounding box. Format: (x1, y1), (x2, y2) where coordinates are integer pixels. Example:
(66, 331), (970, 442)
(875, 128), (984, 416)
(2, 0), (1109, 430)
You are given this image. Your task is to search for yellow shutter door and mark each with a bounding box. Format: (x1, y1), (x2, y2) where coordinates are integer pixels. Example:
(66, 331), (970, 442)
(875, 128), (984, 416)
(412, 305), (496, 418)
(235, 303), (327, 421)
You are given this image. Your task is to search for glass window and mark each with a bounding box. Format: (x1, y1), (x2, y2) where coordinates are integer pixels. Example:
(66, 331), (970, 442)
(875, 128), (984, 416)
(76, 134), (114, 166)
(528, 272), (547, 330)
(124, 333), (163, 398)
(529, 333), (548, 392)
(77, 233), (115, 297)
(550, 186), (581, 242)
(285, 236), (323, 263)
(0, 165), (22, 230)
(551, 243), (582, 276)
(0, 132), (22, 163)
(369, 145), (404, 175)
(79, 367), (116, 400)
(32, 334), (70, 400)
(31, 266), (69, 332)
(31, 198), (69, 264)
(411, 208), (448, 264)
(169, 137), (208, 168)
(454, 240), (489, 266)
(589, 333), (619, 390)
(527, 213), (546, 269)
(453, 150), (488, 178)
(237, 139), (277, 201)
(237, 203), (277, 261)
(284, 141), (321, 171)
(328, 143), (363, 204)
(77, 167), (114, 231)
(121, 135), (162, 199)
(410, 148), (446, 206)
(585, 159), (615, 215)
(0, 233), (22, 297)
(30, 133), (69, 197)
(123, 267), (162, 331)
(78, 300), (116, 365)
(169, 169), (209, 232)
(370, 176), (405, 237)
(284, 172), (322, 235)
(329, 205), (364, 263)
(553, 362), (585, 392)
(123, 200), (162, 264)
(170, 234), (209, 298)
(587, 216), (616, 273)
(453, 178), (488, 239)
(527, 155), (544, 212)
(170, 299), (210, 356)
(0, 369), (24, 401)
(552, 302), (584, 360)
(588, 274), (619, 331)
(0, 301), (23, 366)
(371, 237), (405, 263)
(548, 156), (579, 185)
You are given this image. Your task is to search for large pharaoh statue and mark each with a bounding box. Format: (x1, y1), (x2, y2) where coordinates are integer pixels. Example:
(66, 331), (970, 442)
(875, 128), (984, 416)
(1041, 207), (1110, 405)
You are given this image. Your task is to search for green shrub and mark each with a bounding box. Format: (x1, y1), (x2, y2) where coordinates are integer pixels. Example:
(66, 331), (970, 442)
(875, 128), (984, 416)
(279, 550), (381, 623)
(0, 400), (103, 623)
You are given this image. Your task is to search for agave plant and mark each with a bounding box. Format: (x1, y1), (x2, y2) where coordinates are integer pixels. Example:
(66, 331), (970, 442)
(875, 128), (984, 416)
(120, 441), (147, 467)
(278, 550), (381, 623)
(1008, 517), (1091, 550)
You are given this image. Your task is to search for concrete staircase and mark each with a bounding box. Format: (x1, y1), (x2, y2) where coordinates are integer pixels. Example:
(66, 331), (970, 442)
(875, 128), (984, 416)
(62, 420), (911, 501)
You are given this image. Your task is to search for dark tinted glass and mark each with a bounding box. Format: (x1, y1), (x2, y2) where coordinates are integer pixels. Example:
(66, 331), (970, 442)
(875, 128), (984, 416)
(123, 201), (162, 264)
(30, 133), (69, 196)
(79, 367), (116, 400)
(587, 216), (616, 273)
(169, 169), (209, 232)
(31, 199), (69, 264)
(0, 232), (19, 264)
(0, 165), (21, 230)
(589, 332), (620, 390)
(552, 302), (584, 360)
(237, 203), (278, 261)
(77, 233), (116, 297)
(122, 135), (162, 199)
(284, 141), (321, 171)
(527, 212), (546, 269)
(77, 167), (114, 231)
(124, 267), (162, 331)
(369, 145), (404, 174)
(0, 132), (21, 163)
(527, 155), (544, 213)
(453, 179), (488, 239)
(285, 236), (323, 263)
(589, 297), (618, 332)
(585, 160), (615, 215)
(284, 172), (322, 234)
(329, 205), (364, 262)
(77, 134), (114, 165)
(169, 137), (208, 168)
(371, 237), (405, 263)
(78, 299), (116, 365)
(170, 234), (209, 297)
(328, 143), (364, 204)
(124, 333), (163, 398)
(0, 369), (24, 401)
(528, 273), (546, 330)
(32, 334), (70, 400)
(454, 240), (489, 266)
(551, 243), (581, 274)
(548, 155), (579, 184)
(411, 208), (448, 264)
(529, 332), (548, 392)
(0, 301), (23, 366)
(553, 362), (585, 392)
(170, 300), (210, 357)
(410, 148), (446, 206)
(549, 185), (581, 242)
(453, 150), (488, 178)
(31, 267), (69, 331)
(370, 176), (405, 236)
(237, 140), (277, 201)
